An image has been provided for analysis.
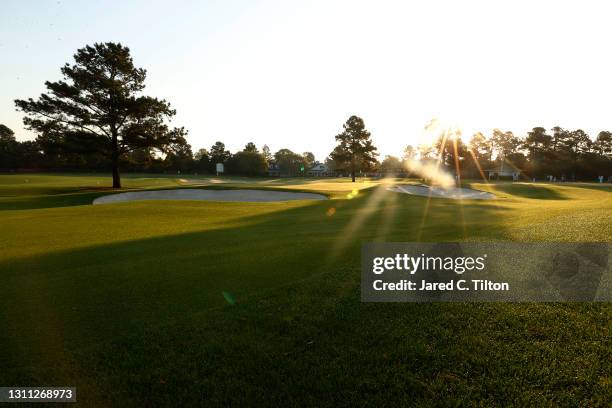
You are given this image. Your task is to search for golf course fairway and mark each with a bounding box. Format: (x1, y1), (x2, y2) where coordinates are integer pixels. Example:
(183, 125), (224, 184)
(0, 174), (610, 406)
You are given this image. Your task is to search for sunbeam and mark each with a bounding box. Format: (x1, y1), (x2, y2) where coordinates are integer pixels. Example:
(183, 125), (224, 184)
(327, 179), (396, 259)
(374, 182), (399, 242)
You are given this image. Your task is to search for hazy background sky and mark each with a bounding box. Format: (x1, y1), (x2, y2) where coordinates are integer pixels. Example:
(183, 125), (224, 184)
(1, 0), (611, 160)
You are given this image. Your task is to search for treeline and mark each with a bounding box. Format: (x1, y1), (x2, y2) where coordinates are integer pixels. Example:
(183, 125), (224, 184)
(2, 123), (612, 180)
(0, 123), (320, 177)
(381, 127), (612, 181)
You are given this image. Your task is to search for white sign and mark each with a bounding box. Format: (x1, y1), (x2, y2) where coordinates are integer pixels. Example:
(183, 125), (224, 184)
(216, 163), (224, 174)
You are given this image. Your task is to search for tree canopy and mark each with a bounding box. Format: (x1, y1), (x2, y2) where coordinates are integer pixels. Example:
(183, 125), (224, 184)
(14, 42), (186, 188)
(210, 141), (232, 165)
(329, 115), (378, 182)
(243, 142), (258, 153)
(274, 148), (305, 175)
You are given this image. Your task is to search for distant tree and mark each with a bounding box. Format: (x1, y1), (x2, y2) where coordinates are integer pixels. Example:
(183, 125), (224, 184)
(491, 129), (521, 160)
(228, 151), (268, 176)
(594, 131), (612, 157)
(551, 126), (566, 151)
(326, 146), (347, 174)
(525, 127), (552, 151)
(402, 145), (417, 161)
(210, 141), (231, 165)
(0, 124), (18, 169)
(261, 145), (273, 163)
(0, 124), (14, 141)
(380, 155), (403, 175)
(15, 140), (44, 169)
(506, 152), (527, 171)
(324, 155), (340, 174)
(434, 133), (468, 169)
(302, 152), (315, 168)
(417, 143), (437, 160)
(195, 148), (209, 162)
(164, 136), (193, 172)
(15, 42), (186, 188)
(243, 142), (258, 153)
(561, 129), (591, 155)
(523, 127), (552, 177)
(468, 132), (492, 162)
(560, 129), (591, 180)
(274, 148), (305, 175)
(194, 148), (210, 173)
(463, 132), (493, 178)
(126, 147), (155, 170)
(329, 115), (378, 182)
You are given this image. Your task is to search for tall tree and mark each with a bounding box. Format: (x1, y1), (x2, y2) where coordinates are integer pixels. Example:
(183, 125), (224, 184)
(274, 148), (305, 175)
(380, 155), (402, 174)
(194, 148), (210, 162)
(261, 145), (273, 163)
(468, 132), (492, 162)
(524, 127), (552, 154)
(243, 142), (258, 153)
(15, 43), (186, 188)
(434, 133), (468, 178)
(194, 148), (210, 173)
(228, 151), (268, 176)
(491, 129), (521, 160)
(0, 124), (15, 141)
(551, 126), (566, 151)
(302, 152), (315, 168)
(523, 127), (552, 176)
(329, 115), (378, 182)
(560, 129), (591, 180)
(594, 131), (612, 157)
(0, 124), (18, 169)
(210, 141), (231, 165)
(417, 143), (437, 160)
(164, 136), (193, 172)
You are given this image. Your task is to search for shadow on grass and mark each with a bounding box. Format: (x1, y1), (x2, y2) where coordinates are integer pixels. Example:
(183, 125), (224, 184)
(485, 183), (569, 200)
(0, 188), (515, 404)
(0, 191), (106, 211)
(0, 185), (335, 212)
(558, 182), (612, 193)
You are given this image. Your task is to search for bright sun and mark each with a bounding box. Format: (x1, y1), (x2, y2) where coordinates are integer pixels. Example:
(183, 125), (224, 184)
(421, 118), (463, 145)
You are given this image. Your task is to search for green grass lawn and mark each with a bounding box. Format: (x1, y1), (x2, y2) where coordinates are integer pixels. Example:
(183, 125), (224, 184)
(0, 173), (610, 406)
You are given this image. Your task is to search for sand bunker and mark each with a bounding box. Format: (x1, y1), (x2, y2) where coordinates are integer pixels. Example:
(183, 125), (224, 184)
(93, 189), (327, 204)
(388, 184), (495, 200)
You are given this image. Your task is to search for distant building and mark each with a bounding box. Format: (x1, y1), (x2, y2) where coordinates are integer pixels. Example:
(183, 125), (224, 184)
(307, 162), (335, 177)
(267, 161), (336, 177)
(487, 162), (521, 181)
(268, 161), (281, 177)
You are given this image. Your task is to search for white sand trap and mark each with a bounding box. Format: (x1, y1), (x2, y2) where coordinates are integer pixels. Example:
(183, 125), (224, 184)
(388, 184), (495, 200)
(93, 189), (327, 204)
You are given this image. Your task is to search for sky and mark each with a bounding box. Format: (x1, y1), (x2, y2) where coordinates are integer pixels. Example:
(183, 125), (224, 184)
(2, 0), (612, 161)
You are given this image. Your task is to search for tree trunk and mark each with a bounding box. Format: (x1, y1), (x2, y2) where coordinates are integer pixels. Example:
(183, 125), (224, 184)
(351, 157), (356, 182)
(351, 170), (355, 182)
(112, 154), (121, 188)
(111, 133), (121, 188)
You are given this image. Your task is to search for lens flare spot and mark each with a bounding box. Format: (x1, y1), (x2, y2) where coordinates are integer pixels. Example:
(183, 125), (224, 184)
(222, 291), (236, 305)
(326, 207), (336, 216)
(346, 189), (359, 199)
